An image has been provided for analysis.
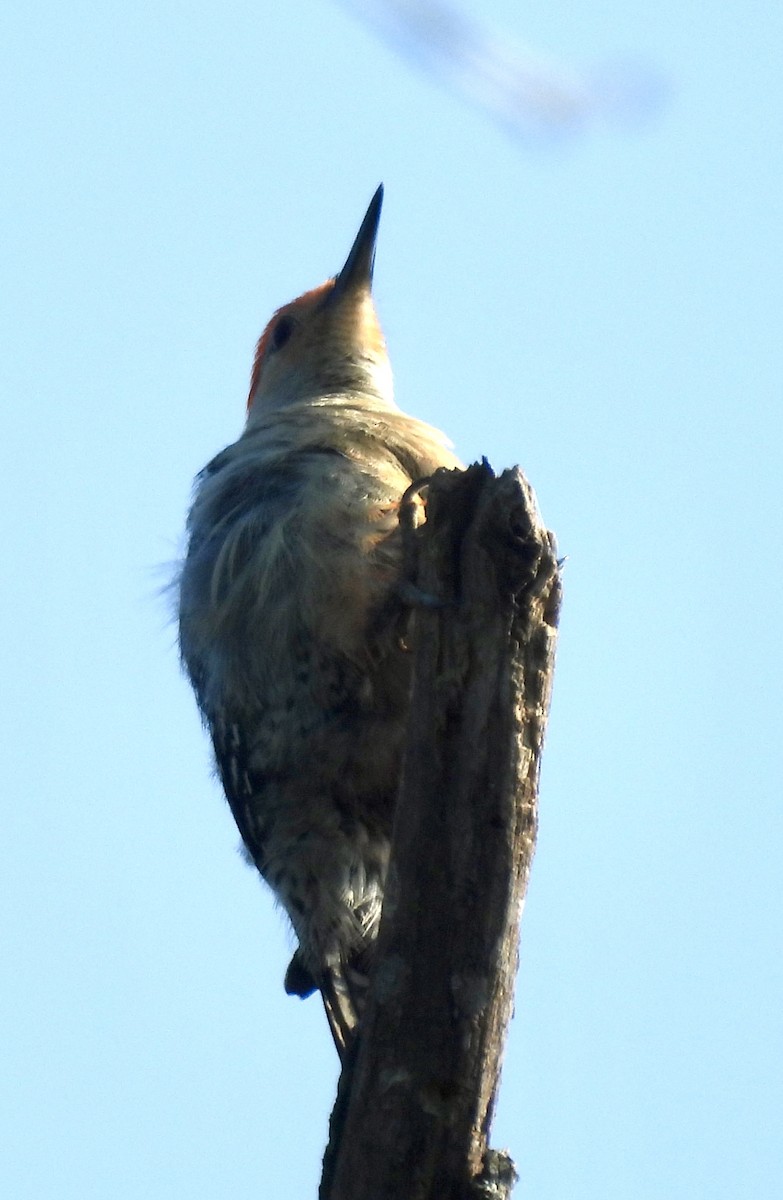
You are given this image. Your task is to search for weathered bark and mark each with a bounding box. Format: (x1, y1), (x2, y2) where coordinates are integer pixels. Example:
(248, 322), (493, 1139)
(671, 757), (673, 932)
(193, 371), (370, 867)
(321, 462), (561, 1200)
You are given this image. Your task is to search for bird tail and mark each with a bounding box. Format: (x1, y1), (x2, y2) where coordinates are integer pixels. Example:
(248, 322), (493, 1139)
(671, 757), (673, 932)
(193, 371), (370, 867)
(285, 949), (371, 1063)
(320, 966), (359, 1061)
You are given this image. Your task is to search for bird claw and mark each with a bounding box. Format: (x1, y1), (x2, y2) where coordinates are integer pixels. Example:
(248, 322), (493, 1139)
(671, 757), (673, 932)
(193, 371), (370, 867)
(284, 949), (318, 998)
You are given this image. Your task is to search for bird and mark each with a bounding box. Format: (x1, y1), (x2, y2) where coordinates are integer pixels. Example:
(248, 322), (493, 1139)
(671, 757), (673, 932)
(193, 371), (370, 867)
(177, 186), (462, 1056)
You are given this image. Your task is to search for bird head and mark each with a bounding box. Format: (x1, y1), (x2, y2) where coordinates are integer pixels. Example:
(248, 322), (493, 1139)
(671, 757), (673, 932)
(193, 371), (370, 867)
(246, 186), (393, 418)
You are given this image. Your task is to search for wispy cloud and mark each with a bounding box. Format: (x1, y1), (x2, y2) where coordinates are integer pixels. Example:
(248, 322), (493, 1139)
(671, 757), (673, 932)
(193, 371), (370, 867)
(338, 0), (666, 140)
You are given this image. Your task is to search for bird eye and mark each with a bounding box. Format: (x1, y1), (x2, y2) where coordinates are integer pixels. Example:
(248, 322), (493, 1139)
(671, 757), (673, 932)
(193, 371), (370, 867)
(270, 316), (294, 352)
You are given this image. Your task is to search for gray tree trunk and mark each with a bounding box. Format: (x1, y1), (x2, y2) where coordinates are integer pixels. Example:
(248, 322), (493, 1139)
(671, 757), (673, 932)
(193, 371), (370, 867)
(321, 462), (561, 1200)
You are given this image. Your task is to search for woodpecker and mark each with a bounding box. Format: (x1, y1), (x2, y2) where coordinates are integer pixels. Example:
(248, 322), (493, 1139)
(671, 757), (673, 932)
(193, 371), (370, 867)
(178, 186), (461, 1055)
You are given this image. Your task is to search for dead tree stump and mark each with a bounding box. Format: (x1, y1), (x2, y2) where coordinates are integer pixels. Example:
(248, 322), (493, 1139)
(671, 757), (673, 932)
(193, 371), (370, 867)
(321, 461), (561, 1200)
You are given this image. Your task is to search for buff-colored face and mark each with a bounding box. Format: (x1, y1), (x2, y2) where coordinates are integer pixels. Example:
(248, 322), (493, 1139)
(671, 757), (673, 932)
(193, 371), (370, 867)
(247, 279), (391, 414)
(246, 185), (391, 415)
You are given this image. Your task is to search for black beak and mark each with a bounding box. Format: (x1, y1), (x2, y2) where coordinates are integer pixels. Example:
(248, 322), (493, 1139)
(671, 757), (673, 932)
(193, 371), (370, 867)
(332, 184), (384, 298)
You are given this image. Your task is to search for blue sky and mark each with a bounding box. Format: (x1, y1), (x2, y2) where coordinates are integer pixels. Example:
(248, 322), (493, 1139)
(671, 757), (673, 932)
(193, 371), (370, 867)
(2, 1), (781, 1197)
